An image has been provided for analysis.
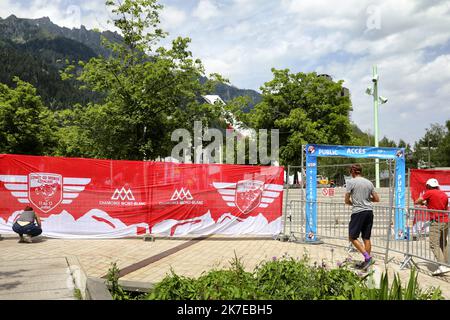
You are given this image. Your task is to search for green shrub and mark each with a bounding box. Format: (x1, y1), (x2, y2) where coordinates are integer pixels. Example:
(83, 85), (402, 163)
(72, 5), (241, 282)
(106, 262), (131, 300)
(353, 268), (443, 300)
(137, 254), (444, 300)
(147, 269), (197, 300)
(193, 255), (259, 300)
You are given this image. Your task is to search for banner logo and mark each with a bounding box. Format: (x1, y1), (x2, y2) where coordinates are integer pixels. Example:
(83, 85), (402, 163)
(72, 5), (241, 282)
(0, 173), (91, 213)
(171, 188), (194, 201)
(99, 186), (146, 207)
(236, 180), (264, 214)
(29, 173), (62, 213)
(159, 188), (203, 205)
(111, 187), (135, 201)
(213, 181), (283, 214)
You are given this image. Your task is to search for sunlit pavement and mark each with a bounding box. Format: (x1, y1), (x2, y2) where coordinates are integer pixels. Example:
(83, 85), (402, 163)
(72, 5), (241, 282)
(1, 234), (449, 299)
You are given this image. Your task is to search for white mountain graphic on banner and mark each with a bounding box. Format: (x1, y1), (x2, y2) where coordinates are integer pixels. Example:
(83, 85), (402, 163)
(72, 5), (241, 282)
(0, 210), (281, 238)
(111, 187), (135, 201)
(170, 188), (193, 201)
(0, 210), (149, 239)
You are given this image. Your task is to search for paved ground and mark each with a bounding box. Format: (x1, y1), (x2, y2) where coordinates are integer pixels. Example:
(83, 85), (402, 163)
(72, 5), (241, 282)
(0, 256), (76, 300)
(0, 234), (449, 299)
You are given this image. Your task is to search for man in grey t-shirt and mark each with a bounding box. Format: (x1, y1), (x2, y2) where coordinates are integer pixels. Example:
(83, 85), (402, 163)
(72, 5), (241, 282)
(344, 164), (380, 270)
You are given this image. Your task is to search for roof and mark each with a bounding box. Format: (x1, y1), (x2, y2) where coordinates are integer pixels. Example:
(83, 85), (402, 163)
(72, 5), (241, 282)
(202, 95), (225, 105)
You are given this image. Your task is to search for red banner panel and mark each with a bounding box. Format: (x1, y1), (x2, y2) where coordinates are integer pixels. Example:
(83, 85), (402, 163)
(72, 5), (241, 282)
(0, 154), (284, 238)
(410, 169), (450, 222)
(410, 169), (450, 203)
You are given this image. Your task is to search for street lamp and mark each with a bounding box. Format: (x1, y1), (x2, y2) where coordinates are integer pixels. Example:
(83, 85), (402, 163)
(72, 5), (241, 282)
(365, 65), (388, 188)
(419, 133), (438, 168)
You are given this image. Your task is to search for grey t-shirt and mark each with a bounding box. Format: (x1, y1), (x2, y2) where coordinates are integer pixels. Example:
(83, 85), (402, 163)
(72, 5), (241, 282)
(346, 177), (375, 214)
(18, 210), (36, 223)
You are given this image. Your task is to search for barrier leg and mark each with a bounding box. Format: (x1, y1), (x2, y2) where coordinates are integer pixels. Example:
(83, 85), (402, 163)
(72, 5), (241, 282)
(143, 233), (155, 242)
(347, 242), (357, 253)
(399, 254), (418, 270)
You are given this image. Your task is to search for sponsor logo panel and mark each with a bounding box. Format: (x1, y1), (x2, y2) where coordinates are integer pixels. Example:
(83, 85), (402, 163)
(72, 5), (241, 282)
(0, 173), (90, 213)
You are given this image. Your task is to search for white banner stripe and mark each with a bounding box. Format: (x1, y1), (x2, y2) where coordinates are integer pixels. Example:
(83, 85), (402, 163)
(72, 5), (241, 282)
(63, 178), (91, 185)
(63, 193), (80, 199)
(18, 198), (30, 203)
(11, 192), (28, 197)
(222, 196), (235, 202)
(441, 185), (450, 191)
(63, 186), (85, 192)
(265, 184), (283, 191)
(226, 202), (236, 207)
(61, 200), (72, 204)
(0, 175), (27, 183)
(261, 197), (275, 203)
(4, 183), (27, 190)
(218, 189), (236, 195)
(213, 182), (236, 189)
(262, 191), (280, 198)
(259, 203), (269, 208)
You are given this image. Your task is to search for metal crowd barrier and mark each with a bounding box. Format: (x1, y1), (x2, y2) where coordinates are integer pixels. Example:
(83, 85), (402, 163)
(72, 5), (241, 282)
(401, 207), (450, 269)
(283, 200), (450, 269)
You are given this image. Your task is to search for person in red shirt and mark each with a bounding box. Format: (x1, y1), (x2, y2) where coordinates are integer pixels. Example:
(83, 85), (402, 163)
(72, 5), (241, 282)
(415, 178), (449, 276)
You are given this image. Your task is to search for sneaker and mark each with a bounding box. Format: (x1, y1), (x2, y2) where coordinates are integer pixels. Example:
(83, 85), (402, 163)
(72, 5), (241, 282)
(354, 261), (365, 269)
(23, 235), (32, 243)
(18, 235), (25, 243)
(359, 258), (375, 271)
(432, 266), (450, 276)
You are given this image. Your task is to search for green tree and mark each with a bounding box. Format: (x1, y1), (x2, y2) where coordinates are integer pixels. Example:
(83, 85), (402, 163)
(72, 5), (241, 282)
(247, 69), (352, 166)
(412, 123), (448, 168)
(437, 120), (450, 166)
(0, 77), (57, 155)
(58, 0), (225, 160)
(379, 136), (397, 148)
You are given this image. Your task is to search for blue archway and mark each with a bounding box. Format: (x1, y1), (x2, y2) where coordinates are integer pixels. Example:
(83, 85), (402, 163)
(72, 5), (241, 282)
(305, 144), (406, 242)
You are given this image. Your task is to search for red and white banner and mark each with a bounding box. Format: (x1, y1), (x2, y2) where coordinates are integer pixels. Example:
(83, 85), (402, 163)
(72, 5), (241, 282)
(410, 169), (450, 204)
(410, 169), (450, 221)
(0, 154), (284, 238)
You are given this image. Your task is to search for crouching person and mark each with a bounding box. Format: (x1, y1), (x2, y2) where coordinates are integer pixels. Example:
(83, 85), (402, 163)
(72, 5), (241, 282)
(12, 206), (42, 243)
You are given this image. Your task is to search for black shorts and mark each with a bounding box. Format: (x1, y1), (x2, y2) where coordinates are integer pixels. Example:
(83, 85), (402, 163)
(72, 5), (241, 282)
(349, 210), (374, 240)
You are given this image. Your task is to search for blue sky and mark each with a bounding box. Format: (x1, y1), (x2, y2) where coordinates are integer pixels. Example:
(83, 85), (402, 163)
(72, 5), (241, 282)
(1, 0), (450, 145)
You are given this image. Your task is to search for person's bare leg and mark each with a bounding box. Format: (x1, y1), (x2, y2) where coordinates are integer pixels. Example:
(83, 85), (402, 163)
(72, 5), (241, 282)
(350, 238), (367, 255)
(363, 239), (371, 256)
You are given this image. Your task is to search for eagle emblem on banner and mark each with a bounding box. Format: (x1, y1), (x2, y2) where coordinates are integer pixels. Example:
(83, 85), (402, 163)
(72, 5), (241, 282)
(213, 180), (283, 214)
(0, 173), (91, 213)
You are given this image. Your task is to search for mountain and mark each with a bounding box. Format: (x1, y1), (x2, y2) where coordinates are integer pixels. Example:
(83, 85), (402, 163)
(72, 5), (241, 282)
(0, 40), (101, 109)
(0, 15), (121, 56)
(214, 82), (262, 112)
(0, 15), (261, 110)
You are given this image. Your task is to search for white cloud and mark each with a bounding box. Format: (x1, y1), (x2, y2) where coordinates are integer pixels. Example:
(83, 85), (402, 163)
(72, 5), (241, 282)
(319, 51), (450, 144)
(0, 0), (112, 30)
(192, 0), (220, 21)
(1, 0), (450, 144)
(161, 5), (187, 30)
